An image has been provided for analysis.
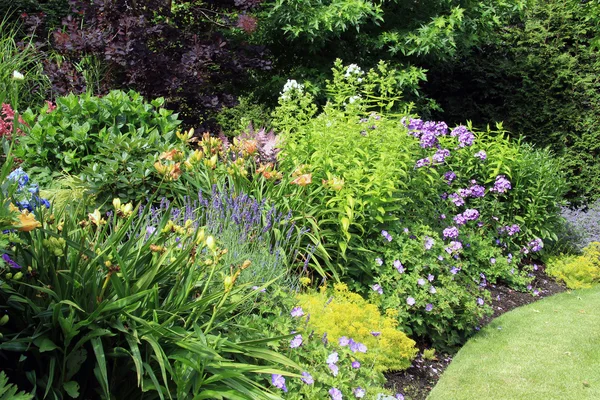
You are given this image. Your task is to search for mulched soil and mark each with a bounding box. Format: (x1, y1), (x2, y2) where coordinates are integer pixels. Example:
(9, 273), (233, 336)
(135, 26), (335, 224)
(384, 265), (566, 400)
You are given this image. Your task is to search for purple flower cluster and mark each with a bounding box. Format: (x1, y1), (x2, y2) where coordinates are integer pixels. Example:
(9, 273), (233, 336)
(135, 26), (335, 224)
(444, 171), (457, 184)
(415, 158), (431, 169)
(523, 238), (544, 254)
(443, 226), (459, 239)
(450, 125), (475, 147)
(432, 149), (451, 164)
(424, 236), (435, 250)
(449, 193), (465, 207)
(394, 259), (405, 273)
(499, 224), (521, 236)
(403, 119), (450, 149)
(445, 241), (463, 254)
(474, 150), (487, 160)
(491, 175), (512, 193)
(381, 230), (393, 242)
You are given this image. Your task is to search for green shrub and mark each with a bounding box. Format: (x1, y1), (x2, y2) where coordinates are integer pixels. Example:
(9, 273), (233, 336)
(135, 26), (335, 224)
(426, 0), (600, 202)
(0, 197), (297, 399)
(546, 242), (600, 289)
(16, 90), (182, 204)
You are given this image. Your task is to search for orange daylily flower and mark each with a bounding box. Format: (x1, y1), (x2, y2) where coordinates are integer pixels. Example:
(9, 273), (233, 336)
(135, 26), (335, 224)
(291, 173), (313, 186)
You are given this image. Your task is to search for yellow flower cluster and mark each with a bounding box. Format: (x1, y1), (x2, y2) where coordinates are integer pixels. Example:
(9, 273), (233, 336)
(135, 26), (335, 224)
(297, 283), (417, 372)
(547, 242), (600, 289)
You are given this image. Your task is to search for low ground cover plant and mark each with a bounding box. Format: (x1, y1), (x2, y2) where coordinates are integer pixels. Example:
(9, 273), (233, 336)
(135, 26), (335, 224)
(546, 242), (600, 289)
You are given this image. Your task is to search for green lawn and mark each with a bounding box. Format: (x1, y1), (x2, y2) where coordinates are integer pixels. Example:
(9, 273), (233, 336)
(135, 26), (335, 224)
(428, 286), (600, 400)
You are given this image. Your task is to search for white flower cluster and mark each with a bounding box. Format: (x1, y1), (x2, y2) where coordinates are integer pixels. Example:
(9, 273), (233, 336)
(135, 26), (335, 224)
(344, 64), (364, 82)
(348, 95), (361, 104)
(280, 79), (304, 100)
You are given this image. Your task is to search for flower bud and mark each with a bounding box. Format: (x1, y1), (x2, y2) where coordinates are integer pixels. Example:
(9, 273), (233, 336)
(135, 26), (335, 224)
(0, 315), (9, 326)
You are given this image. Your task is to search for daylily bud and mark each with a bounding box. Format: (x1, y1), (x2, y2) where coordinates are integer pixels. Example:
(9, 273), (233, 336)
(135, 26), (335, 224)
(112, 198), (121, 210)
(206, 235), (216, 251)
(0, 315), (9, 326)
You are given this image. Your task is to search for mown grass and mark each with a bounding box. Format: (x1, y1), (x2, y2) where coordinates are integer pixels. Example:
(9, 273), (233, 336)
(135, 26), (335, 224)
(429, 285), (600, 400)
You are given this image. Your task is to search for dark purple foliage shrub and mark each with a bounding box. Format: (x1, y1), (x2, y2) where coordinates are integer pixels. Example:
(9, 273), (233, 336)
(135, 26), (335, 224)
(23, 0), (271, 129)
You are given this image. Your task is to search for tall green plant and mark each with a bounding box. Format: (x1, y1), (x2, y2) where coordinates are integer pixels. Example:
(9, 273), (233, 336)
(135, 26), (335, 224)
(0, 17), (49, 109)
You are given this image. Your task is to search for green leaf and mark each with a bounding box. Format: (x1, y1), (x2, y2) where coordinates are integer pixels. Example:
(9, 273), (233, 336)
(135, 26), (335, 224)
(63, 381), (80, 398)
(33, 337), (58, 353)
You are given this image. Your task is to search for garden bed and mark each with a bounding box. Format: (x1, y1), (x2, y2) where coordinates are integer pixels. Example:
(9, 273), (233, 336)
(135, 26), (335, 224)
(385, 265), (566, 400)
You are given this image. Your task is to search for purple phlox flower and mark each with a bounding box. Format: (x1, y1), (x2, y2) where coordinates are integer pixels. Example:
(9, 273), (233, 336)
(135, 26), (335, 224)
(444, 171), (457, 184)
(425, 303), (433, 312)
(271, 374), (287, 392)
(449, 193), (465, 207)
(440, 214), (446, 219)
(301, 371), (314, 385)
(349, 339), (367, 353)
(403, 227), (410, 233)
(451, 126), (475, 147)
(433, 148), (450, 163)
(450, 266), (460, 274)
(470, 184), (485, 198)
(328, 363), (339, 376)
(339, 336), (350, 346)
(458, 188), (473, 198)
(453, 214), (467, 226)
(477, 221), (484, 227)
(477, 298), (484, 306)
(430, 286), (437, 294)
(381, 230), (393, 242)
(463, 209), (480, 221)
(420, 132), (438, 148)
(291, 307), (304, 317)
(435, 121), (449, 135)
(394, 260), (405, 274)
(533, 289), (540, 296)
(428, 274), (435, 282)
(375, 257), (383, 266)
(507, 253), (513, 263)
(415, 157), (431, 168)
(474, 150), (487, 160)
(2, 254), (21, 269)
(407, 118), (424, 132)
(396, 394), (405, 400)
(527, 285), (533, 291)
(352, 360), (361, 369)
(290, 334), (303, 348)
(491, 175), (512, 193)
(372, 284), (383, 295)
(371, 331), (381, 337)
(407, 297), (416, 306)
(417, 278), (426, 286)
(329, 388), (343, 400)
(353, 387), (366, 398)
(443, 226), (459, 239)
(251, 286), (266, 293)
(441, 192), (449, 200)
(445, 241), (463, 254)
(424, 236), (435, 250)
(326, 352), (339, 364)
